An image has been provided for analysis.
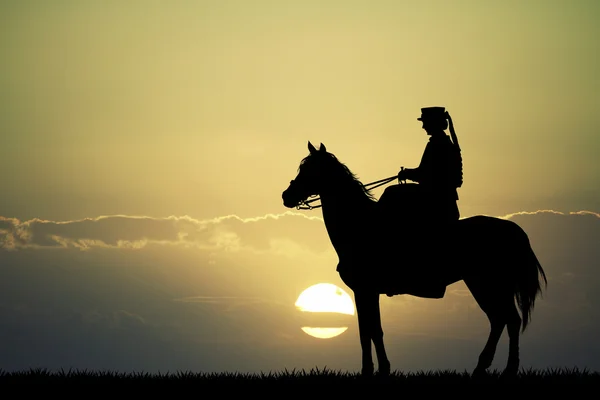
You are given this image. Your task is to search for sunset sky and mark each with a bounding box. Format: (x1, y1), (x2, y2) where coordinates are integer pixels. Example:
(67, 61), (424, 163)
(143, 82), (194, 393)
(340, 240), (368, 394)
(1, 1), (599, 374)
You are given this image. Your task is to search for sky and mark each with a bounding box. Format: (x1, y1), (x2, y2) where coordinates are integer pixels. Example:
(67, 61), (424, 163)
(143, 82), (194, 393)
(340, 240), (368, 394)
(0, 1), (599, 374)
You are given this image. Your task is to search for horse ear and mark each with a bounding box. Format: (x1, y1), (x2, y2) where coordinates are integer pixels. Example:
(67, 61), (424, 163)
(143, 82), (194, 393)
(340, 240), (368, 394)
(319, 143), (327, 152)
(308, 141), (317, 154)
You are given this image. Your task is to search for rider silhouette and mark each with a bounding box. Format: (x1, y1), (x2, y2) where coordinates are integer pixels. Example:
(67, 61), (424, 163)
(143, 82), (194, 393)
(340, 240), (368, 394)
(397, 106), (462, 223)
(379, 106), (463, 298)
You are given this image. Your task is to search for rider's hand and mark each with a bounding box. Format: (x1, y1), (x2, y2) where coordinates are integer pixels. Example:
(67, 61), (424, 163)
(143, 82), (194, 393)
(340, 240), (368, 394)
(397, 168), (407, 181)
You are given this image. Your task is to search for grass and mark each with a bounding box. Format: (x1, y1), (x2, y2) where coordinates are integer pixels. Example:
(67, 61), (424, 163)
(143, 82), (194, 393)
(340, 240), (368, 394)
(0, 367), (598, 385)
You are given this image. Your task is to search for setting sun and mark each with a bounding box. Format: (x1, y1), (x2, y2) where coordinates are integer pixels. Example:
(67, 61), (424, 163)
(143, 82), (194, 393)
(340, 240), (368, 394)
(295, 283), (355, 339)
(295, 283), (355, 316)
(300, 327), (348, 339)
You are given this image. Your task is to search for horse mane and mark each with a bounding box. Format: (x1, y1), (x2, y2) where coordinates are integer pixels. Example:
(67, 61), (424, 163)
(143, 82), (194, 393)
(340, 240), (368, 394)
(300, 152), (377, 202)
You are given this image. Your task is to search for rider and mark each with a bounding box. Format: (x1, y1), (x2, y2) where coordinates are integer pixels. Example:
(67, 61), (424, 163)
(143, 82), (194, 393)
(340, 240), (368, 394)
(383, 106), (463, 299)
(397, 106), (462, 224)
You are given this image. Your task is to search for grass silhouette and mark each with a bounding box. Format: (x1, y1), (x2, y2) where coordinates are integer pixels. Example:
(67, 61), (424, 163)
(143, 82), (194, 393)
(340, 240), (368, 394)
(1, 367), (597, 385)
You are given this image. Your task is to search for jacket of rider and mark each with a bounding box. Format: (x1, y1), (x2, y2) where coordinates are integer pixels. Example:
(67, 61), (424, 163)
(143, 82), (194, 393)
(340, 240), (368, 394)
(403, 134), (460, 201)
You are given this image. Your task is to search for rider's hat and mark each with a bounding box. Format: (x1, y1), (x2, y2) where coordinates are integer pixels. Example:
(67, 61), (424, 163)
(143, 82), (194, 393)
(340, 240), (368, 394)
(417, 106), (446, 121)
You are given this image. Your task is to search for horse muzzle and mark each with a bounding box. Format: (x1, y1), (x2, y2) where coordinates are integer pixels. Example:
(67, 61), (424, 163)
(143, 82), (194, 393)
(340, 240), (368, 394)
(282, 184), (311, 209)
(282, 188), (297, 208)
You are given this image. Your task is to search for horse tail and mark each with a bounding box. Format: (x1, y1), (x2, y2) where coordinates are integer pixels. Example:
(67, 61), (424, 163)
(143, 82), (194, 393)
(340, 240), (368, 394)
(514, 230), (548, 333)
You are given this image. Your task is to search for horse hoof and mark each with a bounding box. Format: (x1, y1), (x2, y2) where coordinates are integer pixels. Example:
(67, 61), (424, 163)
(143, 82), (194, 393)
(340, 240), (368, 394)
(361, 364), (374, 377)
(378, 365), (391, 377)
(500, 367), (518, 380)
(471, 367), (488, 380)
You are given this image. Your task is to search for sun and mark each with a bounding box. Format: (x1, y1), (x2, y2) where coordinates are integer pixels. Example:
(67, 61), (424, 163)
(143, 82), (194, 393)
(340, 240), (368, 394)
(295, 283), (355, 315)
(300, 327), (348, 339)
(295, 283), (355, 339)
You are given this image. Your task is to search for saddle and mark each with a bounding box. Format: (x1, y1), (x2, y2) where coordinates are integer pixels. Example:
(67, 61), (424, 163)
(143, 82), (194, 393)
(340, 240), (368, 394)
(377, 184), (458, 239)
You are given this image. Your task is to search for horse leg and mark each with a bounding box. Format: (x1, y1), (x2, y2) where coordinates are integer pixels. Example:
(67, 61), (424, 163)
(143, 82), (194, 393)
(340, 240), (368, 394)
(354, 291), (374, 375)
(473, 313), (506, 378)
(355, 291), (390, 376)
(369, 292), (390, 376)
(502, 305), (522, 378)
(465, 280), (507, 378)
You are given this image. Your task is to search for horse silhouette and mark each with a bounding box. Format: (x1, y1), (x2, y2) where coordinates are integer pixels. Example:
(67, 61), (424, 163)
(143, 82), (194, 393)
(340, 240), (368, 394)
(281, 141), (547, 378)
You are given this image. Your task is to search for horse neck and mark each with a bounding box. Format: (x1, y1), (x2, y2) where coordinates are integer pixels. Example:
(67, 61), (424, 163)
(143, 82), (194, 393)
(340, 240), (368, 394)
(319, 176), (375, 251)
(320, 174), (371, 209)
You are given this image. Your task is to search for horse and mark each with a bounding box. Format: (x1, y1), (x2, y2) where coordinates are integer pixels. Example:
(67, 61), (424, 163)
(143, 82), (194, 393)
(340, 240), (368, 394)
(281, 141), (547, 378)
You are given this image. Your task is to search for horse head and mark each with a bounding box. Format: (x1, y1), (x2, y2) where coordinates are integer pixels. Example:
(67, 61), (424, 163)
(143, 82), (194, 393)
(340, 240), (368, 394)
(282, 141), (329, 209)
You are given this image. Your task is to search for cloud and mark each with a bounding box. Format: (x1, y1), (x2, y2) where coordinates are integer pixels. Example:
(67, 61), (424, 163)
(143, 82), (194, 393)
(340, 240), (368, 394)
(4, 209), (596, 256)
(0, 212), (331, 256)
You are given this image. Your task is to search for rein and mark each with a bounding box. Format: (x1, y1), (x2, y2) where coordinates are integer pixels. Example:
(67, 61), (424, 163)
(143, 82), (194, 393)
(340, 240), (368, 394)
(296, 175), (398, 210)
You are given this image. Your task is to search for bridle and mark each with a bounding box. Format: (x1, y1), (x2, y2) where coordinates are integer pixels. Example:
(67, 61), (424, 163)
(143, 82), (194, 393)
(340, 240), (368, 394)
(295, 175), (398, 210)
